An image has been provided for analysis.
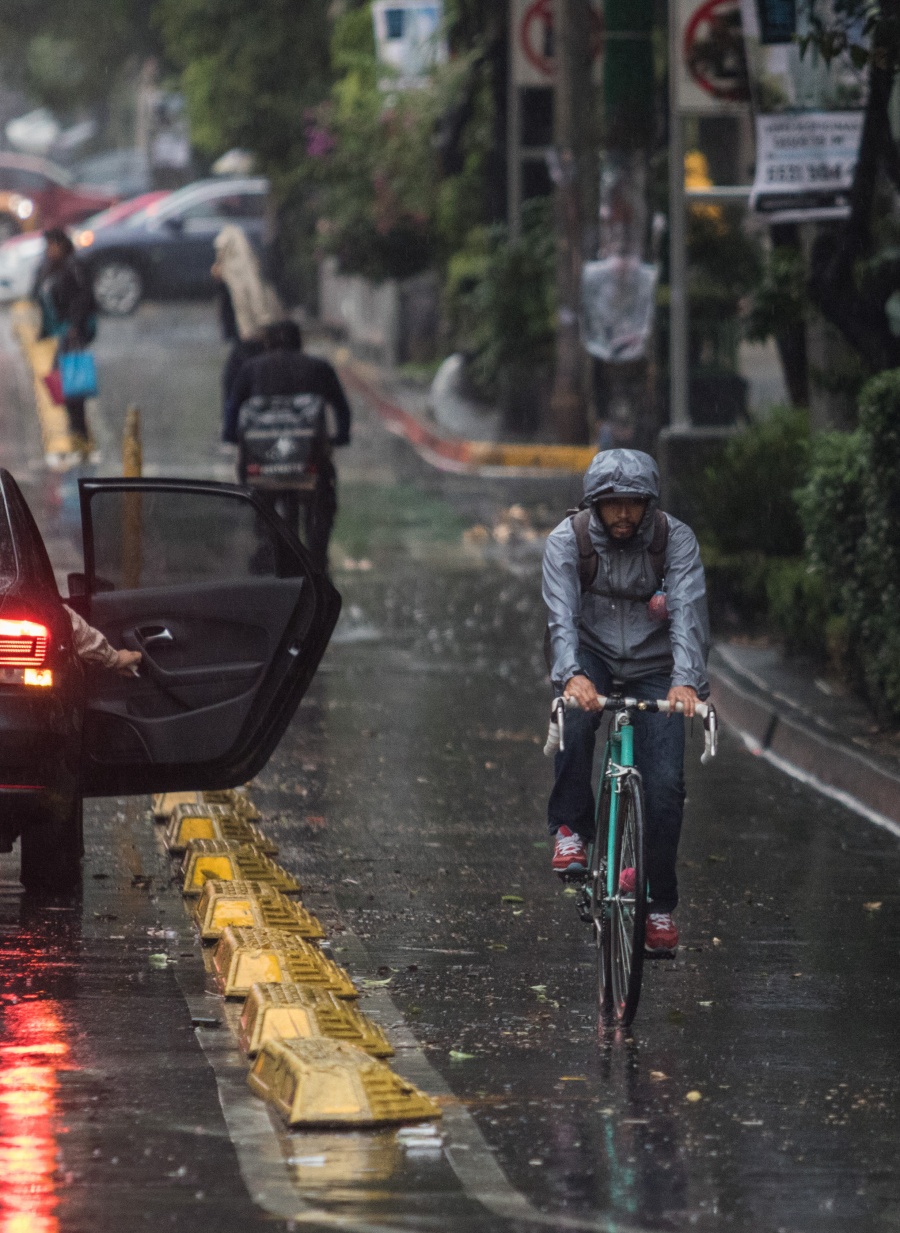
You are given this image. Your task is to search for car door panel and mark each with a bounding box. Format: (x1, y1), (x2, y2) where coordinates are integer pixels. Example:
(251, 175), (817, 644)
(77, 479), (340, 796)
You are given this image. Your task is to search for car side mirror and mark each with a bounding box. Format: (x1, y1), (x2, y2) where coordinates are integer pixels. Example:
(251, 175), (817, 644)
(163, 215), (184, 233)
(67, 572), (87, 597)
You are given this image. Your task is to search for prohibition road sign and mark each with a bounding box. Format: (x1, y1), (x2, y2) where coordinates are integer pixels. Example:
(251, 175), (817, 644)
(519, 0), (603, 80)
(683, 0), (750, 102)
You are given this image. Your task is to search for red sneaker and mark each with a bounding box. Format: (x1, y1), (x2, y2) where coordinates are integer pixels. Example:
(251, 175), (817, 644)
(618, 866), (636, 894)
(645, 912), (678, 955)
(552, 826), (588, 874)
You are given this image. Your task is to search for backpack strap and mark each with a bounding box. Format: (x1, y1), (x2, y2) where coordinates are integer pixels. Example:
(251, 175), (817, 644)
(570, 508), (598, 592)
(648, 509), (669, 585)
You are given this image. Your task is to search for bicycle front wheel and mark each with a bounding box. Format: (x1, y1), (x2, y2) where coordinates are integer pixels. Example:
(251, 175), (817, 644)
(594, 770), (647, 1027)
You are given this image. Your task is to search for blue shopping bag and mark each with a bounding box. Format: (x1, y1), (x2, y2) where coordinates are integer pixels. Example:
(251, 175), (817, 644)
(59, 351), (98, 399)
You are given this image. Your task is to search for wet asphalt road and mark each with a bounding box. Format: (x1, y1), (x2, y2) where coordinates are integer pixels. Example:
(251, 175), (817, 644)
(0, 302), (899, 1232)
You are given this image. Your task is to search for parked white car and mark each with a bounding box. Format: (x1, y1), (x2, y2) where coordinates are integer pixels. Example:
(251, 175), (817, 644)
(0, 232), (44, 302)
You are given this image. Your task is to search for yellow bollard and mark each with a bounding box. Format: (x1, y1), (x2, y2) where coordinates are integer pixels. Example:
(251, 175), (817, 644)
(122, 405), (142, 588)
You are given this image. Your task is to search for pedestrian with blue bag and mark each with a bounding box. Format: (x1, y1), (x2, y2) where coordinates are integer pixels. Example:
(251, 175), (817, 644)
(33, 228), (99, 458)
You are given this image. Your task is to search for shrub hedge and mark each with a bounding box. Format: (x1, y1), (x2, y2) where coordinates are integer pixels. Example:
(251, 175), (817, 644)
(796, 371), (900, 719)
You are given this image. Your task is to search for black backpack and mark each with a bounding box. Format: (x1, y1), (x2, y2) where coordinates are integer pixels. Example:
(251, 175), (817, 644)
(237, 394), (329, 493)
(543, 507), (669, 671)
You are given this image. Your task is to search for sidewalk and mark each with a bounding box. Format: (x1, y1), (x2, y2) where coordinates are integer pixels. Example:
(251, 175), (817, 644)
(709, 643), (900, 836)
(334, 349), (598, 476)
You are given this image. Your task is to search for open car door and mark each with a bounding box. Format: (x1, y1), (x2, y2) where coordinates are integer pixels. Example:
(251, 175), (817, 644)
(74, 478), (340, 797)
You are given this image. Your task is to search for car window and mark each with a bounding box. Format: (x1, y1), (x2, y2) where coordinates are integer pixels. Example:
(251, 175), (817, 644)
(178, 193), (265, 225)
(87, 489), (294, 590)
(0, 168), (48, 194)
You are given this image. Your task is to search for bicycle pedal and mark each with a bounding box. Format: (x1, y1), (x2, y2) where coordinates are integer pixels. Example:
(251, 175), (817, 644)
(558, 869), (589, 884)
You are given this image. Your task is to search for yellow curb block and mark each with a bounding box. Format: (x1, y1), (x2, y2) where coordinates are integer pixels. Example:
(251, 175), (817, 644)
(247, 1038), (441, 1127)
(466, 441), (598, 471)
(181, 840), (300, 896)
(193, 880), (325, 942)
(212, 927), (357, 999)
(239, 983), (394, 1058)
(10, 301), (73, 457)
(152, 788), (259, 821)
(164, 804), (276, 855)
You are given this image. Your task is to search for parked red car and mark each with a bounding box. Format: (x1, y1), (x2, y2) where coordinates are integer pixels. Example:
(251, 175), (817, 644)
(0, 153), (117, 233)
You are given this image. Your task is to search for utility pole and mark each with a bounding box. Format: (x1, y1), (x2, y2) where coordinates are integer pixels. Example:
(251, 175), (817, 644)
(667, 0), (689, 430)
(600, 0), (656, 448)
(550, 0), (593, 444)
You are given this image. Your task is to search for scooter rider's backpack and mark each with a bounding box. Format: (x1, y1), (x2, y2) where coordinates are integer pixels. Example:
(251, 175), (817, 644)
(237, 394), (329, 494)
(543, 507), (670, 675)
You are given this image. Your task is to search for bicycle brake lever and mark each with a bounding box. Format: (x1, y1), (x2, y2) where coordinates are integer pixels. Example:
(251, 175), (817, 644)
(701, 706), (718, 764)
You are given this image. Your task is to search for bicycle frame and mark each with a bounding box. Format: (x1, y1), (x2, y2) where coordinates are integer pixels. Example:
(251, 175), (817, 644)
(594, 713), (633, 900)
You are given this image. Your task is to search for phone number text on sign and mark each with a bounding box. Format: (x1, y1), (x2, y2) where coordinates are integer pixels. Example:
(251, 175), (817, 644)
(752, 111), (864, 221)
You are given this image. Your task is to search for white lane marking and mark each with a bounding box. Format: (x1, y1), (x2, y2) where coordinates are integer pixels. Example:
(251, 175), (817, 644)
(736, 729), (900, 840)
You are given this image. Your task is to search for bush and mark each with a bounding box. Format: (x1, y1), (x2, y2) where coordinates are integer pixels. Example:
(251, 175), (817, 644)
(797, 369), (900, 718)
(444, 199), (555, 401)
(764, 558), (829, 658)
(695, 406), (810, 557)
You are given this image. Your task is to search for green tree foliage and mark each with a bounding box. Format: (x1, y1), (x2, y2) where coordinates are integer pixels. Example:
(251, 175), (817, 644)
(0, 0), (159, 113)
(156, 0), (330, 171)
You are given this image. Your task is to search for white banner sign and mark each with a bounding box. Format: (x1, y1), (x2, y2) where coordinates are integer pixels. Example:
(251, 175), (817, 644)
(372, 2), (447, 88)
(751, 111), (864, 222)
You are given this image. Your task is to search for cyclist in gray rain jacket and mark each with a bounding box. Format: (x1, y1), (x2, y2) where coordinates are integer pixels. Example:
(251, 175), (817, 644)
(542, 448), (709, 955)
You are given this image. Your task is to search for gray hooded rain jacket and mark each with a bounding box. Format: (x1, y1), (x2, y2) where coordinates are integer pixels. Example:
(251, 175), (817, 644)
(542, 449), (709, 694)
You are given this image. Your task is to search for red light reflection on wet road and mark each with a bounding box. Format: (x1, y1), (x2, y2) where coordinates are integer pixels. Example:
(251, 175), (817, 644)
(0, 1000), (70, 1233)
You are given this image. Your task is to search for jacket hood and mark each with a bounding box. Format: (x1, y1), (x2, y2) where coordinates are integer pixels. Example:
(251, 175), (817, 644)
(583, 449), (660, 504)
(583, 449), (660, 547)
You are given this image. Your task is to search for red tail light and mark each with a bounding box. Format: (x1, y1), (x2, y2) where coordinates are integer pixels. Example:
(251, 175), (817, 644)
(0, 620), (49, 668)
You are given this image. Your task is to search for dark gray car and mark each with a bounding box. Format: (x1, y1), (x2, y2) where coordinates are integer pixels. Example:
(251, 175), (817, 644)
(75, 177), (269, 315)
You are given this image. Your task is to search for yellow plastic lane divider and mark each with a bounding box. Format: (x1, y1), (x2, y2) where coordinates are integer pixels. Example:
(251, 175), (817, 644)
(239, 983), (394, 1059)
(164, 804), (277, 855)
(194, 880), (325, 942)
(247, 1038), (441, 1128)
(163, 785), (441, 1127)
(152, 788), (260, 822)
(181, 840), (300, 896)
(10, 301), (73, 458)
(212, 926), (358, 1000)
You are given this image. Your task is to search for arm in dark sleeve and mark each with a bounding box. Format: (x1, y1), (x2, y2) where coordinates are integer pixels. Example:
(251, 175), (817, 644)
(224, 360), (254, 444)
(318, 361), (352, 446)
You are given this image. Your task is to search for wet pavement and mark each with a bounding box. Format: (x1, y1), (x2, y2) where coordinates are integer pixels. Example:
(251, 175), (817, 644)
(0, 302), (899, 1231)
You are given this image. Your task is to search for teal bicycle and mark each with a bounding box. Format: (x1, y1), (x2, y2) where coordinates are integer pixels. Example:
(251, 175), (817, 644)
(545, 692), (717, 1027)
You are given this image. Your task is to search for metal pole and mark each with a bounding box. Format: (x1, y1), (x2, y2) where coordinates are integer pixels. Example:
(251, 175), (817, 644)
(507, 0), (522, 239)
(668, 0), (690, 429)
(122, 405), (142, 590)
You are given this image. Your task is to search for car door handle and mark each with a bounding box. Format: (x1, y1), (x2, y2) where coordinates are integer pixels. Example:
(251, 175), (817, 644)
(138, 626), (174, 647)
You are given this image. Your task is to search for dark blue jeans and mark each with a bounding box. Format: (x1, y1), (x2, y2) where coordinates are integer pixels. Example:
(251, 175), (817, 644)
(547, 648), (686, 913)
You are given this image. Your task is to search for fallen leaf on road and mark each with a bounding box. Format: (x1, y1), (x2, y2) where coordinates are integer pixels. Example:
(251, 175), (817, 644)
(449, 1051), (475, 1061)
(707, 854), (726, 863)
(863, 902), (882, 911)
(488, 943), (507, 950)
(502, 894), (524, 903)
(650, 1071), (668, 1081)
(359, 977), (393, 988)
(685, 1090), (702, 1102)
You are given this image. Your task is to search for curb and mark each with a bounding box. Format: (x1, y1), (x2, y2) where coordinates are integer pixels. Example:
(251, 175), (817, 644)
(10, 300), (74, 460)
(709, 660), (900, 837)
(338, 358), (597, 476)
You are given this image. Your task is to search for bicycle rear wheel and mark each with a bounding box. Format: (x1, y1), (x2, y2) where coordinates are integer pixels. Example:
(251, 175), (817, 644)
(593, 770), (647, 1026)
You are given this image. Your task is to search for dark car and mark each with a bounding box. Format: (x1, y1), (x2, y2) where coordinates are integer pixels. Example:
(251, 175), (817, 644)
(0, 152), (117, 233)
(0, 469), (340, 892)
(75, 177), (269, 316)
